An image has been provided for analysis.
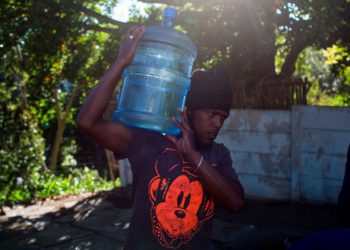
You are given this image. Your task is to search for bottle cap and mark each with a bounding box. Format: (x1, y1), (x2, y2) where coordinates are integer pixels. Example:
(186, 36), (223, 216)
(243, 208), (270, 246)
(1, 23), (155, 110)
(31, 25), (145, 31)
(163, 7), (177, 19)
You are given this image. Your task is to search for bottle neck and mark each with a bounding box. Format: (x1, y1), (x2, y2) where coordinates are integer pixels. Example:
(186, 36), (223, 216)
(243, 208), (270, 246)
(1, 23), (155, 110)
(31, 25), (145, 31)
(162, 16), (175, 28)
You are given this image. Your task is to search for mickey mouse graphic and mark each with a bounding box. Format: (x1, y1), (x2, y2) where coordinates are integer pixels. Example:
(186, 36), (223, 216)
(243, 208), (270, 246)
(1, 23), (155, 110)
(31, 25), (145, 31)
(148, 148), (214, 248)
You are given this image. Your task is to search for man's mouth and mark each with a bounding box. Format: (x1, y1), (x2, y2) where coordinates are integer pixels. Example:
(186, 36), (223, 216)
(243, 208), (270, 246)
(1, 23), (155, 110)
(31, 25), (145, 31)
(207, 132), (218, 140)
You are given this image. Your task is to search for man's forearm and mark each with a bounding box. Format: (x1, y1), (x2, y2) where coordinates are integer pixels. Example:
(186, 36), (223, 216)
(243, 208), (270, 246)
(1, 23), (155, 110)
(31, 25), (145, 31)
(78, 26), (145, 130)
(188, 152), (244, 213)
(199, 163), (244, 212)
(77, 59), (126, 128)
(76, 26), (144, 154)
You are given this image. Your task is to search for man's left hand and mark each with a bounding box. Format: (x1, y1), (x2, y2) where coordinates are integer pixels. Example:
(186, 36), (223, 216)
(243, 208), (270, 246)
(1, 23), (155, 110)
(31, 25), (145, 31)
(166, 107), (198, 162)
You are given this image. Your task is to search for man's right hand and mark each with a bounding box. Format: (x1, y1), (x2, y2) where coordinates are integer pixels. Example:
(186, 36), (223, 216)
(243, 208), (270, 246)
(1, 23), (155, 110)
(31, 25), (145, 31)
(77, 26), (145, 156)
(117, 26), (145, 67)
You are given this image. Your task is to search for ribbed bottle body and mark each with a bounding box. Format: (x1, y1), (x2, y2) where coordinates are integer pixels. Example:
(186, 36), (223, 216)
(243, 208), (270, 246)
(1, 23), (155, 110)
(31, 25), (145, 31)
(113, 8), (197, 135)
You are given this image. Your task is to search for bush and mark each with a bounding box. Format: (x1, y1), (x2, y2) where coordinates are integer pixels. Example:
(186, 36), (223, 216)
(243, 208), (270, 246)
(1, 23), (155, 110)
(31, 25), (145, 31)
(0, 80), (47, 206)
(1, 167), (115, 205)
(0, 79), (115, 206)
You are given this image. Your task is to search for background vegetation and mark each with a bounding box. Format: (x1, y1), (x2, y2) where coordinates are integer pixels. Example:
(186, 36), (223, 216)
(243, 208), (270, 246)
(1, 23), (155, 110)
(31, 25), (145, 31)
(0, 0), (349, 206)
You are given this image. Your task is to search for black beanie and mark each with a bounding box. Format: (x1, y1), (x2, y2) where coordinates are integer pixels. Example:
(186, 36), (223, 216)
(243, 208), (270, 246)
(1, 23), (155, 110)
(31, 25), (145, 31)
(185, 68), (232, 113)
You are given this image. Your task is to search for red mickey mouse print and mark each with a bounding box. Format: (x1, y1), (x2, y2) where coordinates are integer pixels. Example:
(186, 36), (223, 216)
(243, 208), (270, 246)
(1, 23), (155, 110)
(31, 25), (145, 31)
(148, 148), (214, 249)
(152, 175), (203, 237)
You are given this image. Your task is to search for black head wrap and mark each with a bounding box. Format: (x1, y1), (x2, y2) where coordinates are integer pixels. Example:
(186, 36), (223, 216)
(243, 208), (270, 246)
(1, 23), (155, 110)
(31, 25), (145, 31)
(185, 68), (232, 113)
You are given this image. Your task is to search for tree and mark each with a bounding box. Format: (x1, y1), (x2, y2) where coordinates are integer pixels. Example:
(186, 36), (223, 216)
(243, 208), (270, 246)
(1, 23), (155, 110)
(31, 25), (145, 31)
(0, 60), (46, 204)
(0, 0), (126, 171)
(294, 45), (350, 105)
(140, 0), (349, 80)
(1, 0), (348, 193)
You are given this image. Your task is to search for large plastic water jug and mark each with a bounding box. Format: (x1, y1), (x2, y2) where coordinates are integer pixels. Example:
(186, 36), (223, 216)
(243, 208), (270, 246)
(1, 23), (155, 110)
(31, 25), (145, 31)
(112, 7), (197, 135)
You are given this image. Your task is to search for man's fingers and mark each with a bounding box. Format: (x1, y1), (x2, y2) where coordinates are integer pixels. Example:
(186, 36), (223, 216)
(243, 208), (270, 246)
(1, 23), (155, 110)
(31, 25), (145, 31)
(123, 26), (145, 51)
(177, 108), (191, 130)
(125, 25), (140, 37)
(165, 135), (177, 144)
(130, 27), (145, 47)
(120, 26), (139, 50)
(135, 26), (145, 39)
(172, 117), (186, 134)
(120, 26), (145, 58)
(128, 26), (144, 40)
(183, 107), (190, 127)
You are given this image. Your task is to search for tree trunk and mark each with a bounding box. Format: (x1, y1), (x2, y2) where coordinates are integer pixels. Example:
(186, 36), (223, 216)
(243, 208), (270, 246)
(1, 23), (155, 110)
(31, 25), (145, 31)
(48, 83), (80, 172)
(280, 41), (305, 78)
(14, 45), (48, 170)
(104, 99), (118, 186)
(48, 120), (65, 172)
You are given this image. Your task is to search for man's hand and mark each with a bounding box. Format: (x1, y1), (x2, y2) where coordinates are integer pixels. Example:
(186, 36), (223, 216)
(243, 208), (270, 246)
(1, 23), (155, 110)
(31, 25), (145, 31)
(117, 25), (145, 67)
(166, 108), (199, 163)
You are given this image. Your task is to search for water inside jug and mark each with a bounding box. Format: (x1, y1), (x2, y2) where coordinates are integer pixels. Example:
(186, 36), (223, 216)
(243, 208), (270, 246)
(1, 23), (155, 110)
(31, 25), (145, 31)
(112, 7), (197, 135)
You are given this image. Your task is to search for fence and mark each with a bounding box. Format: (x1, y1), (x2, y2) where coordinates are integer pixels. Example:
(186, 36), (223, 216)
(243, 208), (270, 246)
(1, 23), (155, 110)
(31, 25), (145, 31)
(217, 105), (350, 203)
(232, 78), (309, 109)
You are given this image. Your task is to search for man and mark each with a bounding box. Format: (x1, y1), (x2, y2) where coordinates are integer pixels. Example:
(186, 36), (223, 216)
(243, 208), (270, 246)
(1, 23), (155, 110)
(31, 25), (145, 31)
(77, 25), (244, 249)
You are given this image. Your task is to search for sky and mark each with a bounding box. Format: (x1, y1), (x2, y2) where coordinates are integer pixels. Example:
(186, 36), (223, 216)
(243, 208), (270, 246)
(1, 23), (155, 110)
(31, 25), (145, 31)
(112, 0), (151, 22)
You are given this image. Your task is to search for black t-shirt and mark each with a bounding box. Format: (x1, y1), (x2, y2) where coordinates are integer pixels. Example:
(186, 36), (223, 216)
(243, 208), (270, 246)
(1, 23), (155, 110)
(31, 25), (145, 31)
(121, 128), (239, 250)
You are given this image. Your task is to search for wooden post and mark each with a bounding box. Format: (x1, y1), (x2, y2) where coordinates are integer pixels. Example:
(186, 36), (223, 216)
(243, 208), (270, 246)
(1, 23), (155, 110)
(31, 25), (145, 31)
(103, 99), (118, 186)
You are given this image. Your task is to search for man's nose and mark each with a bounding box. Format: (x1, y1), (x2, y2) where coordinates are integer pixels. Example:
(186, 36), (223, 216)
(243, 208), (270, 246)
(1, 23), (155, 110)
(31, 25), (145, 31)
(212, 116), (223, 129)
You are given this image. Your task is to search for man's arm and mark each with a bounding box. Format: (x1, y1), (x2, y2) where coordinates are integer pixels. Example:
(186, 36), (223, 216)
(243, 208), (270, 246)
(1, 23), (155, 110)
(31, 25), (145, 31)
(168, 108), (244, 213)
(186, 151), (244, 213)
(77, 26), (145, 155)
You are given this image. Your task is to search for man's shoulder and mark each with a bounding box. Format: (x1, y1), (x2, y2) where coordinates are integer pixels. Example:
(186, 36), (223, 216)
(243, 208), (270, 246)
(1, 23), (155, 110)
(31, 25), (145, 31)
(118, 128), (170, 161)
(204, 141), (231, 165)
(130, 127), (171, 150)
(211, 141), (230, 154)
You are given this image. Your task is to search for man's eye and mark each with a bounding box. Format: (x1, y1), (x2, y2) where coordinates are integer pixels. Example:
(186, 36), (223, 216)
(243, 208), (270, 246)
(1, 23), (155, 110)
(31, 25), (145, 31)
(220, 116), (226, 123)
(207, 111), (215, 117)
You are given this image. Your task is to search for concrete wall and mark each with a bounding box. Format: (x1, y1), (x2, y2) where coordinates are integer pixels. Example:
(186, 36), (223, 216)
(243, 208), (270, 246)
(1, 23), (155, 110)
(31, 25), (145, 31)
(217, 105), (350, 203)
(291, 106), (350, 203)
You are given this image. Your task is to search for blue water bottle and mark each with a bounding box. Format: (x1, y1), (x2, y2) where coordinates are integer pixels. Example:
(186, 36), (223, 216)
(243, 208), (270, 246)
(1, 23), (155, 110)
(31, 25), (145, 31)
(112, 7), (197, 135)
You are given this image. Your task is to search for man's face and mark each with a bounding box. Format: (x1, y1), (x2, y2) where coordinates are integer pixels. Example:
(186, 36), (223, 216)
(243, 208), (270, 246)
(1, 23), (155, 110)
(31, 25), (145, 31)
(190, 109), (229, 147)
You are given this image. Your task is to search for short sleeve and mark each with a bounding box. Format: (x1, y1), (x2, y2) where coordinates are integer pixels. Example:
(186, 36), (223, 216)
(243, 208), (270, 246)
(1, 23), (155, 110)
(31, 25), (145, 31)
(216, 144), (239, 182)
(114, 128), (166, 175)
(113, 128), (144, 167)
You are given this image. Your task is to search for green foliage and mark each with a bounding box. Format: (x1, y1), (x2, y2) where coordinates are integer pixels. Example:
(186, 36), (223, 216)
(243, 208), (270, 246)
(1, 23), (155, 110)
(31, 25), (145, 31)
(0, 0), (123, 171)
(0, 77), (47, 206)
(0, 0), (121, 205)
(0, 77), (114, 205)
(1, 167), (115, 205)
(323, 45), (350, 105)
(274, 30), (289, 74)
(295, 46), (350, 106)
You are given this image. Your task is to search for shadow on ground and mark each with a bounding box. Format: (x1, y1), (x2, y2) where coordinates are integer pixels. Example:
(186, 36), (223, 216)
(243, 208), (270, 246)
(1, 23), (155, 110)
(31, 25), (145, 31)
(0, 188), (341, 250)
